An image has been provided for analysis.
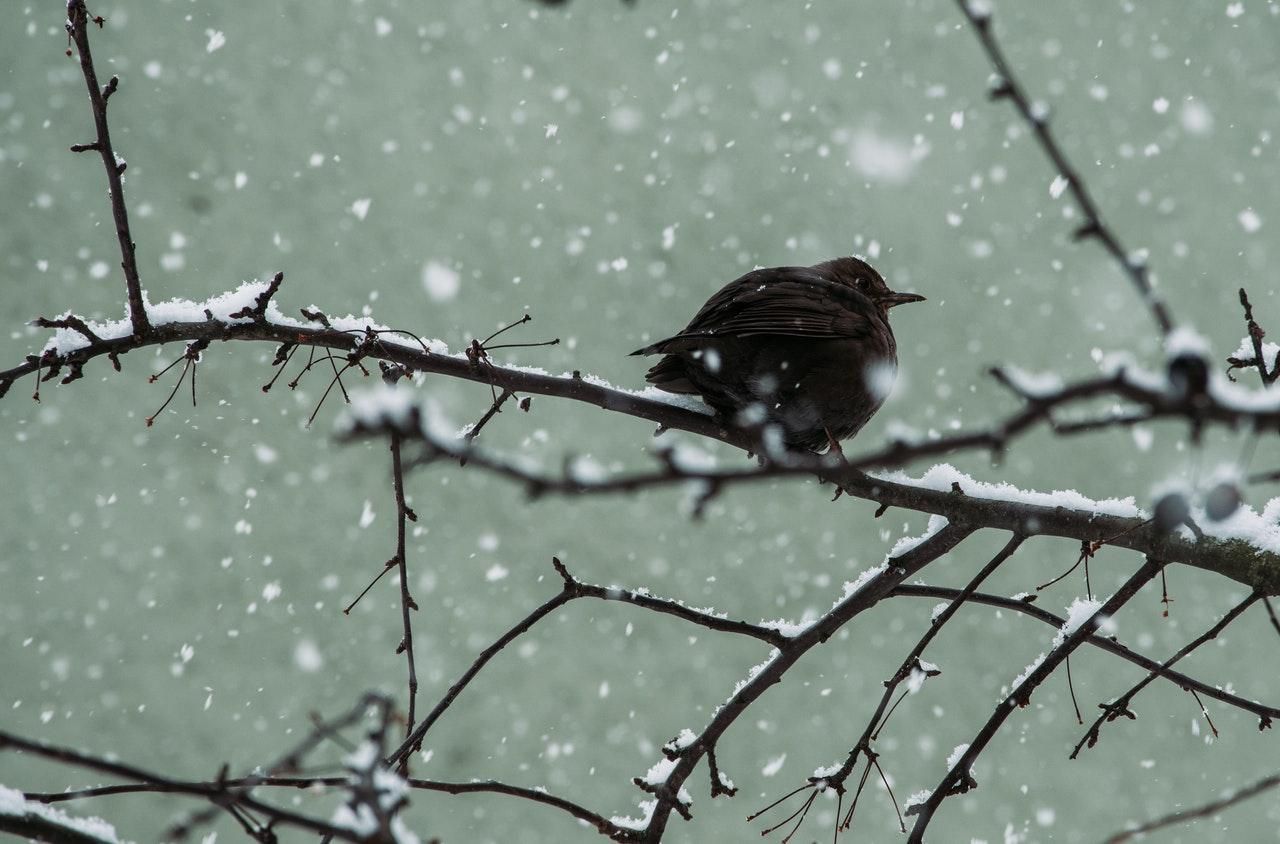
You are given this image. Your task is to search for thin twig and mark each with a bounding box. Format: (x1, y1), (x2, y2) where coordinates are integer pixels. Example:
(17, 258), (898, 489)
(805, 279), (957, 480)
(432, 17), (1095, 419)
(390, 432), (419, 767)
(773, 533), (1025, 842)
(890, 584), (1280, 725)
(952, 0), (1174, 336)
(1227, 288), (1278, 384)
(1104, 771), (1280, 843)
(385, 555), (786, 769)
(643, 525), (975, 841)
(1071, 592), (1263, 758)
(66, 3), (150, 337)
(905, 558), (1162, 841)
(0, 729), (363, 841)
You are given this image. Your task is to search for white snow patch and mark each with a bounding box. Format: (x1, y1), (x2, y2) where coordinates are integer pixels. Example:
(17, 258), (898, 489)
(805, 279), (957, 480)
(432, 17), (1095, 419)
(1190, 496), (1280, 559)
(811, 761), (842, 780)
(1053, 598), (1104, 648)
(1010, 653), (1047, 692)
(889, 514), (950, 558)
(39, 281), (445, 362)
(568, 455), (607, 484)
(638, 756), (678, 786)
(1001, 366), (1064, 398)
(1165, 326), (1210, 358)
(669, 444), (716, 472)
(760, 614), (816, 637)
(906, 662), (934, 694)
(729, 649), (781, 698)
(761, 753), (787, 777)
(667, 729), (698, 752)
(611, 799), (657, 830)
(1231, 335), (1280, 368)
(904, 789), (932, 810)
(838, 564), (889, 603)
(873, 464), (1141, 520)
(0, 785), (128, 843)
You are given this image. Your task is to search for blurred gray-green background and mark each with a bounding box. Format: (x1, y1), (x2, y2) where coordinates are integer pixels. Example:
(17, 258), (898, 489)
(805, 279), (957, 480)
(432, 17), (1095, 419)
(3, 1), (1280, 841)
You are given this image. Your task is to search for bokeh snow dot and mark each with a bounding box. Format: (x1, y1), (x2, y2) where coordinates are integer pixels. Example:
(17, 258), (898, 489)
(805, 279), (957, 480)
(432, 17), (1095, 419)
(422, 260), (461, 302)
(294, 640), (323, 672)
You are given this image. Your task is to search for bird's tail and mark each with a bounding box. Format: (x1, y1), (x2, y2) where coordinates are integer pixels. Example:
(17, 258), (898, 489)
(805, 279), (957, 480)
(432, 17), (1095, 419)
(629, 338), (670, 356)
(639, 354), (698, 394)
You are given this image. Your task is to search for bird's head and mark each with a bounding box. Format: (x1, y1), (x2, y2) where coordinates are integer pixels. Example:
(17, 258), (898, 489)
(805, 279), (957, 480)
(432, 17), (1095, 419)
(817, 256), (926, 312)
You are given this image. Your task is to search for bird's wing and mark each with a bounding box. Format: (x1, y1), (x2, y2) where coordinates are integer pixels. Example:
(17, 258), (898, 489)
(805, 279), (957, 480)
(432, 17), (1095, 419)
(632, 267), (875, 354)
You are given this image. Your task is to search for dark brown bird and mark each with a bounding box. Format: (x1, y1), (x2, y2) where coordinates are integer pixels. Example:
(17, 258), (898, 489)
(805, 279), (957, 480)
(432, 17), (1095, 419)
(632, 256), (924, 453)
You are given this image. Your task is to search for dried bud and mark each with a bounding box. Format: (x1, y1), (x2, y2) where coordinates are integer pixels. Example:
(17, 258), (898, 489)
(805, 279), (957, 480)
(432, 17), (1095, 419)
(1204, 482), (1242, 521)
(1152, 492), (1190, 534)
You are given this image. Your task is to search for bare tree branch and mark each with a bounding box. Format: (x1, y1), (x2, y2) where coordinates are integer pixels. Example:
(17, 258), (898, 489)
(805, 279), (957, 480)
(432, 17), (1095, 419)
(1072, 592), (1267, 757)
(65, 2), (150, 337)
(753, 534), (1026, 841)
(1104, 771), (1280, 843)
(951, 0), (1174, 336)
(6, 5), (1276, 844)
(390, 432), (420, 765)
(904, 557), (1162, 840)
(639, 523), (976, 841)
(346, 403), (1280, 594)
(386, 556), (786, 772)
(0, 729), (366, 841)
(890, 584), (1280, 724)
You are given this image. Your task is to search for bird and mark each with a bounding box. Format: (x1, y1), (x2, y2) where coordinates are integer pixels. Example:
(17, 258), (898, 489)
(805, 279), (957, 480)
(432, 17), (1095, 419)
(631, 256), (924, 453)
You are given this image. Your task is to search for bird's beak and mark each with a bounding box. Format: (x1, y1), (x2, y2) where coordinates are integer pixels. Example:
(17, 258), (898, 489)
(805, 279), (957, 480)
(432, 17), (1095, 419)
(882, 292), (926, 309)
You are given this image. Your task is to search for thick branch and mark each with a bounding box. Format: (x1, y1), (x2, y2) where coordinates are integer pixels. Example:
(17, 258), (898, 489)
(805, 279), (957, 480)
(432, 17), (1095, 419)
(7, 309), (1279, 593)
(0, 812), (119, 844)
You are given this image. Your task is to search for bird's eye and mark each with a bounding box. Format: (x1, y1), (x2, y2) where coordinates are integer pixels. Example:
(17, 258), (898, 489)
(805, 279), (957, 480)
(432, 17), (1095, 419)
(854, 277), (868, 289)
